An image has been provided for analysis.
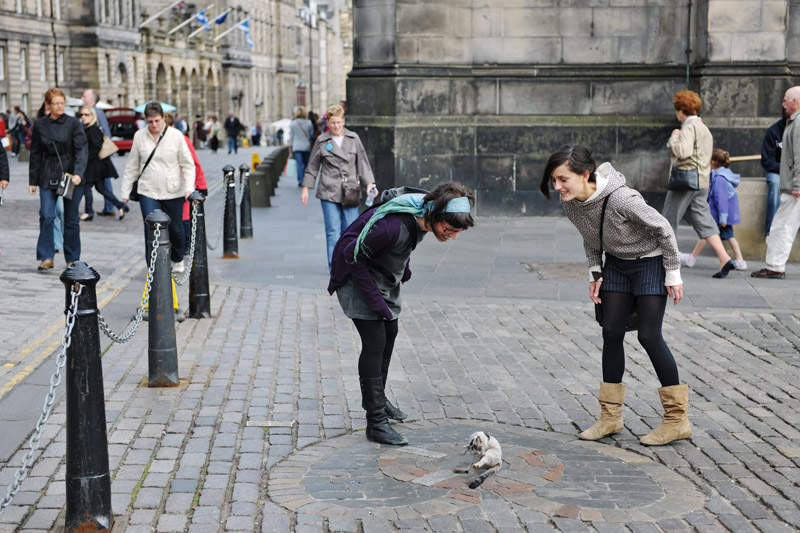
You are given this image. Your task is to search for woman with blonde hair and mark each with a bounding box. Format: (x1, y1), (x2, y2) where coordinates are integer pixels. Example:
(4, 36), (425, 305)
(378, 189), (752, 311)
(78, 106), (126, 220)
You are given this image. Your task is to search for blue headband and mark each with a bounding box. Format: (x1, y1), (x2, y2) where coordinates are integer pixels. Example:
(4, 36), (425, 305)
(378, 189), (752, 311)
(442, 196), (471, 213)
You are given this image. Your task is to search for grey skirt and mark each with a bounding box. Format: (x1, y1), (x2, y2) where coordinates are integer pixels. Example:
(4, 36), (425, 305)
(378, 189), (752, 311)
(336, 279), (402, 320)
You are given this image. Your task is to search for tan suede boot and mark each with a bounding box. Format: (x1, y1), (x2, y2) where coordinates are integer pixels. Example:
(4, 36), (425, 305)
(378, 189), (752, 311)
(579, 382), (625, 440)
(640, 384), (692, 446)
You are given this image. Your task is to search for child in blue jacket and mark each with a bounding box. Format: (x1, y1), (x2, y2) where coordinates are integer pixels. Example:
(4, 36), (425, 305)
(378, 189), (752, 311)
(708, 149), (746, 271)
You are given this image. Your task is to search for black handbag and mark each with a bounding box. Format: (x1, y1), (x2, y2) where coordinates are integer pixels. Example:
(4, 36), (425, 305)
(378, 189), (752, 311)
(50, 139), (75, 200)
(594, 193), (638, 331)
(667, 166), (699, 191)
(129, 127), (166, 202)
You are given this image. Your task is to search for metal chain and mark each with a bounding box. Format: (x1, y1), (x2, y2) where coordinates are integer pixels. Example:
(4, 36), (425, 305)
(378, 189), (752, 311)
(206, 196), (226, 251)
(97, 225), (161, 343)
(0, 285), (83, 516)
(173, 201), (198, 286)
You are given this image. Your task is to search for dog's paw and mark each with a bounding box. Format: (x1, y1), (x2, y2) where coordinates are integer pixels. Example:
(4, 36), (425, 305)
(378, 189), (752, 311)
(453, 468), (469, 474)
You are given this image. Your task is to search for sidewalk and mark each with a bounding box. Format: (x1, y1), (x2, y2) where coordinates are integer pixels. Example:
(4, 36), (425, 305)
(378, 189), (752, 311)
(1, 148), (800, 532)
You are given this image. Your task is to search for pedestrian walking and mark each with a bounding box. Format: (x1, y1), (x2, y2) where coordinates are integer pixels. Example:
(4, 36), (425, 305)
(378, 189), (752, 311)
(193, 114), (206, 149)
(207, 116), (221, 153)
(164, 113), (208, 241)
(0, 145), (8, 257)
(81, 89), (117, 219)
(120, 101), (195, 273)
(301, 104), (377, 270)
(289, 107), (314, 187)
(662, 90), (736, 278)
(78, 106), (127, 220)
(761, 109), (787, 236)
(328, 182), (475, 445)
(540, 144), (691, 446)
(28, 88), (87, 271)
(682, 149), (746, 270)
(752, 86), (800, 280)
(224, 111), (242, 154)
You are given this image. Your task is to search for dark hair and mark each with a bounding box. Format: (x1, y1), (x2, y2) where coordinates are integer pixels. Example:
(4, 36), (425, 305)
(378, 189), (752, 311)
(144, 101), (164, 118)
(540, 144), (597, 200)
(421, 181), (475, 230)
(711, 148), (730, 168)
(673, 90), (702, 116)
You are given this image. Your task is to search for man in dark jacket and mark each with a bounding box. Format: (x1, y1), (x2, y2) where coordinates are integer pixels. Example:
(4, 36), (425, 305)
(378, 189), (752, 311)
(761, 109), (788, 236)
(223, 111), (242, 154)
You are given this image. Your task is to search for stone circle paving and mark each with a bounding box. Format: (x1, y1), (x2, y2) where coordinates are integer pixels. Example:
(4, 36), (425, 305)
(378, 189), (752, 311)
(269, 420), (706, 524)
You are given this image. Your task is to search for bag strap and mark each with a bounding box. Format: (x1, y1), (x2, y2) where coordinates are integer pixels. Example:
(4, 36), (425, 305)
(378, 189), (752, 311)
(137, 126), (167, 181)
(599, 194), (611, 250)
(40, 121), (65, 174)
(295, 119), (313, 144)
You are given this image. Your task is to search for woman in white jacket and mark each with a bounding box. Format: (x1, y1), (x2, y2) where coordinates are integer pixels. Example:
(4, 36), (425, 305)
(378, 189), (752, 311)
(121, 101), (195, 272)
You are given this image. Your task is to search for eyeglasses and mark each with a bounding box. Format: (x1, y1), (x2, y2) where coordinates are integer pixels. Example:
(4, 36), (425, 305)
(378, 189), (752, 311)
(439, 222), (464, 235)
(79, 113), (90, 116)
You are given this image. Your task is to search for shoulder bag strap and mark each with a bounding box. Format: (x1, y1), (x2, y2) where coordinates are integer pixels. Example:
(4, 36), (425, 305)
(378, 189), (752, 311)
(296, 119), (312, 144)
(137, 126), (167, 181)
(41, 121), (65, 175)
(599, 194), (611, 250)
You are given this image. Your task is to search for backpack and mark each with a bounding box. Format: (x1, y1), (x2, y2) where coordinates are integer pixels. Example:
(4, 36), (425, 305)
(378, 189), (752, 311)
(375, 186), (429, 207)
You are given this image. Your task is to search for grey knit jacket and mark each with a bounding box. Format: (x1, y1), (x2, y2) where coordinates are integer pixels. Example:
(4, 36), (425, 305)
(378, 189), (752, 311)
(562, 163), (681, 278)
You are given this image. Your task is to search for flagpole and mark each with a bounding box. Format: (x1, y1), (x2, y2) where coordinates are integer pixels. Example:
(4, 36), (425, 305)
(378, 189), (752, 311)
(188, 6), (225, 39)
(169, 4), (214, 34)
(139, 0), (182, 29)
(214, 16), (248, 41)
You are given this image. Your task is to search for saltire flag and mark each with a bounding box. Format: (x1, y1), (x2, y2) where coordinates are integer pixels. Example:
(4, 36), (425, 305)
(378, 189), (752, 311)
(195, 8), (210, 30)
(238, 19), (254, 48)
(214, 11), (228, 24)
(174, 1), (188, 9)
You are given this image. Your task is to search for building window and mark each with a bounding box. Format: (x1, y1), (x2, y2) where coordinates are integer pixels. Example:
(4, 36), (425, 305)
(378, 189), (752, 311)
(16, 0), (22, 14)
(20, 47), (27, 81)
(57, 49), (64, 82)
(0, 46), (5, 81)
(105, 54), (111, 83)
(36, 0), (42, 17)
(22, 94), (28, 115)
(0, 94), (7, 113)
(40, 50), (46, 81)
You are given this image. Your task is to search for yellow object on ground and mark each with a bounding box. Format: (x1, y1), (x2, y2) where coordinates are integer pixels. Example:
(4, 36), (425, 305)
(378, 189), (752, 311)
(252, 152), (260, 168)
(141, 278), (180, 310)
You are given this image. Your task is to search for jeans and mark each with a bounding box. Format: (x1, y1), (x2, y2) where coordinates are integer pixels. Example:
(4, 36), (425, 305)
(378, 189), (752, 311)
(54, 196), (64, 252)
(228, 135), (237, 154)
(321, 199), (359, 269)
(294, 150), (310, 185)
(38, 185), (84, 262)
(138, 195), (186, 262)
(766, 172), (781, 235)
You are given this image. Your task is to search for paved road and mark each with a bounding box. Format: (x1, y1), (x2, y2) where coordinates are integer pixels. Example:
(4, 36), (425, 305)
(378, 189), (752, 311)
(1, 145), (800, 532)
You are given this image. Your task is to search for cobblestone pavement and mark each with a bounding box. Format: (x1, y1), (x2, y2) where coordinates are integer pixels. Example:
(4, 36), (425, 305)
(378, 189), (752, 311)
(1, 148), (800, 531)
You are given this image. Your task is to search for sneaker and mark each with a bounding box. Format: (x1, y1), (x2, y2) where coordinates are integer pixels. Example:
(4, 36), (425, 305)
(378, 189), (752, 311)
(679, 252), (696, 268)
(734, 260), (747, 271)
(171, 260), (185, 273)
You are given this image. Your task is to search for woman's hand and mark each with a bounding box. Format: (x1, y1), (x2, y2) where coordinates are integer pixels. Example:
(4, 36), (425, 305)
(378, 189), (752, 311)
(367, 183), (377, 196)
(71, 174), (81, 186)
(300, 186), (309, 206)
(671, 129), (681, 137)
(667, 284), (683, 305)
(589, 280), (602, 304)
(29, 185), (37, 195)
(0, 180), (8, 189)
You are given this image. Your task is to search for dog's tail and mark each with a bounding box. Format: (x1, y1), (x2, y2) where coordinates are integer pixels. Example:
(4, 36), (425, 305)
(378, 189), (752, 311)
(468, 465), (501, 489)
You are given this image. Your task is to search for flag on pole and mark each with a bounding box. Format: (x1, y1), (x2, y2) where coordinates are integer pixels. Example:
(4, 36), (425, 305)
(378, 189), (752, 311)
(214, 11), (228, 24)
(238, 19), (254, 48)
(194, 8), (210, 30)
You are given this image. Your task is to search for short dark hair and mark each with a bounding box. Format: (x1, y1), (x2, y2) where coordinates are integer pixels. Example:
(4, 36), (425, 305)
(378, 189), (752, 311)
(144, 101), (164, 118)
(540, 144), (598, 200)
(421, 182), (475, 230)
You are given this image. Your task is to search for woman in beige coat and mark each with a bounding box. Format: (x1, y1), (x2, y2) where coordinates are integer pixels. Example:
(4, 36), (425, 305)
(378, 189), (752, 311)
(300, 104), (377, 270)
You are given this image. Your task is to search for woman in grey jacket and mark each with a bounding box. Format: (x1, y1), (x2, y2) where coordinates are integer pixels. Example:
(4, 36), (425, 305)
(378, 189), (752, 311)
(300, 104), (377, 269)
(541, 144), (691, 447)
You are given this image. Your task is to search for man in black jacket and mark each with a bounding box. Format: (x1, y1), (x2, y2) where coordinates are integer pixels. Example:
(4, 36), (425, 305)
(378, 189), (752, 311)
(223, 111), (242, 154)
(761, 109), (788, 236)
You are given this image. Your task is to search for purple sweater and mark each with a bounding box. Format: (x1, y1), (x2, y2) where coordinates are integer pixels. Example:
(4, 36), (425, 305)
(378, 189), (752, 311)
(328, 208), (423, 320)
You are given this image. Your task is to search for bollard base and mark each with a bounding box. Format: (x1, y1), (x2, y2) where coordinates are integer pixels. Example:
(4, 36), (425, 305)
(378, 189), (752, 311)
(223, 253), (239, 259)
(65, 473), (113, 532)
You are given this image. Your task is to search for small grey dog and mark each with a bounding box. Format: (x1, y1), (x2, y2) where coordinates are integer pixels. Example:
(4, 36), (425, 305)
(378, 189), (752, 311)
(453, 431), (502, 489)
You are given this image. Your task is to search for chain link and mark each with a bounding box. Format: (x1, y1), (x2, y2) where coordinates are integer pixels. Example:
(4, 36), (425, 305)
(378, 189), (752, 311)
(96, 224), (161, 343)
(0, 285), (83, 516)
(235, 174), (247, 207)
(206, 195), (226, 251)
(172, 201), (198, 286)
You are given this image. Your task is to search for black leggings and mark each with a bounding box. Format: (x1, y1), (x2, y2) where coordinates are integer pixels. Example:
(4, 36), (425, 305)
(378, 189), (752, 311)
(601, 291), (679, 387)
(352, 318), (398, 379)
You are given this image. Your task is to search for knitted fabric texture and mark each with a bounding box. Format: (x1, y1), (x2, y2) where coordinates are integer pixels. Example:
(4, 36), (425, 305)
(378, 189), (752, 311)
(562, 163), (681, 272)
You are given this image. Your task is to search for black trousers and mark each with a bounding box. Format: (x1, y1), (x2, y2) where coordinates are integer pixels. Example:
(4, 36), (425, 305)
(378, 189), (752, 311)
(352, 319), (399, 379)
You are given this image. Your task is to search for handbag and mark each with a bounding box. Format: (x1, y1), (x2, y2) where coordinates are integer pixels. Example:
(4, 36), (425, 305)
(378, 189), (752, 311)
(129, 127), (167, 202)
(594, 193), (638, 331)
(99, 135), (119, 159)
(668, 166), (699, 191)
(50, 138), (75, 200)
(342, 179), (360, 207)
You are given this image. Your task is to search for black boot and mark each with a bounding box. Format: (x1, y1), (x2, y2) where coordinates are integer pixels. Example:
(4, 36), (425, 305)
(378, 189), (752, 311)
(382, 367), (408, 421)
(360, 377), (407, 445)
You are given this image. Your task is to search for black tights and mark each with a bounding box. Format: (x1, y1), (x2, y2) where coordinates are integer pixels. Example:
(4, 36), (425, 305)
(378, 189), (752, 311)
(353, 318), (399, 379)
(601, 291), (679, 387)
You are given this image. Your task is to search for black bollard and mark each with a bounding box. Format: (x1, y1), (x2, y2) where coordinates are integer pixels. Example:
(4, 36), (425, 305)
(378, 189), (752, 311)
(239, 164), (253, 239)
(222, 164), (238, 258)
(60, 262), (113, 532)
(146, 210), (179, 387)
(188, 192), (211, 319)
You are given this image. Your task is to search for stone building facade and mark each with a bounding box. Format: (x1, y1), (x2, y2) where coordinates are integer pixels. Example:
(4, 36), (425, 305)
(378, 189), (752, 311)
(347, 0), (800, 215)
(0, 0), (348, 128)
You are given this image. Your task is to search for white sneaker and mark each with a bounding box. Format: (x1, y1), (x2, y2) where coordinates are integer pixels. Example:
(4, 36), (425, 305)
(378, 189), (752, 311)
(679, 252), (696, 268)
(171, 260), (185, 273)
(735, 259), (747, 271)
